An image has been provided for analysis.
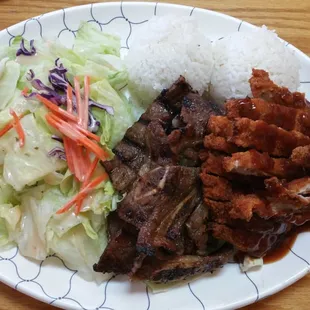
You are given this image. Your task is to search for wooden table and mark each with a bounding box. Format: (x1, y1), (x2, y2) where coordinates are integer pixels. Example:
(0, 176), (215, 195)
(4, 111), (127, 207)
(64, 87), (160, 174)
(0, 0), (309, 309)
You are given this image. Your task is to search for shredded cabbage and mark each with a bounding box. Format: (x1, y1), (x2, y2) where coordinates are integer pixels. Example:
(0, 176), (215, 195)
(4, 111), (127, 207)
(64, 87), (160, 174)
(0, 22), (136, 282)
(0, 58), (20, 110)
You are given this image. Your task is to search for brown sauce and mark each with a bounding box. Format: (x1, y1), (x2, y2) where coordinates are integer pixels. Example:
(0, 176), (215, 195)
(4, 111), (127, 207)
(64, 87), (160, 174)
(264, 222), (310, 264)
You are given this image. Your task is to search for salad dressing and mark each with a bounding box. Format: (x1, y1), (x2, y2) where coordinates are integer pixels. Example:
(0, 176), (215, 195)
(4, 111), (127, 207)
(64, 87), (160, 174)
(16, 53), (40, 65)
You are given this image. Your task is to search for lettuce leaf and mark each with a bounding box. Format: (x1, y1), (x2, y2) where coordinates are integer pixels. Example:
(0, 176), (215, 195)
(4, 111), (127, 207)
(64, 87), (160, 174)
(48, 224), (110, 282)
(1, 114), (66, 191)
(0, 204), (21, 248)
(90, 79), (137, 148)
(74, 22), (121, 57)
(13, 182), (115, 281)
(0, 21), (141, 282)
(0, 58), (20, 110)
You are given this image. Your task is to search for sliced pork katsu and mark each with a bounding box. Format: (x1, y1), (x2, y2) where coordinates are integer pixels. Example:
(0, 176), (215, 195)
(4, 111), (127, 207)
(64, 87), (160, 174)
(202, 69), (310, 259)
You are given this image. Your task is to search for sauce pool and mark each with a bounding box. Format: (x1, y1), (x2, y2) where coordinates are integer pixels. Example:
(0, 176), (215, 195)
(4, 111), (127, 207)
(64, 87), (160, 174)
(264, 222), (310, 264)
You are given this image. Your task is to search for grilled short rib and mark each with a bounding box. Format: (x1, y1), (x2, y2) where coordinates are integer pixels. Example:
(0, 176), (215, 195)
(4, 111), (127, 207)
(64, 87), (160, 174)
(94, 77), (232, 282)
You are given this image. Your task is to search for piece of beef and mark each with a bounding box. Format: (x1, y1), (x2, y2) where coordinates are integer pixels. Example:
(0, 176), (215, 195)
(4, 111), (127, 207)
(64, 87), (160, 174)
(141, 100), (172, 123)
(102, 76), (206, 193)
(96, 77), (228, 282)
(168, 93), (219, 165)
(104, 157), (137, 193)
(134, 244), (233, 283)
(146, 121), (174, 166)
(121, 166), (200, 256)
(158, 75), (193, 111)
(185, 202), (209, 256)
(117, 166), (198, 229)
(114, 140), (148, 173)
(125, 122), (148, 148)
(94, 213), (138, 274)
(166, 194), (203, 256)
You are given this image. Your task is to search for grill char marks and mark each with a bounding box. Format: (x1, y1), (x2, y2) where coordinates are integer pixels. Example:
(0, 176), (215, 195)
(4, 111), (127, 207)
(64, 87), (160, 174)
(135, 167), (200, 256)
(202, 69), (310, 259)
(118, 166), (199, 229)
(134, 244), (232, 283)
(185, 202), (209, 256)
(93, 213), (138, 275)
(125, 122), (148, 148)
(96, 76), (230, 282)
(103, 76), (214, 193)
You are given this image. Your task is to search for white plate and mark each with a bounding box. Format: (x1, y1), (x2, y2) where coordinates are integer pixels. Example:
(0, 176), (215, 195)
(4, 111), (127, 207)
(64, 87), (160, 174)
(0, 2), (310, 310)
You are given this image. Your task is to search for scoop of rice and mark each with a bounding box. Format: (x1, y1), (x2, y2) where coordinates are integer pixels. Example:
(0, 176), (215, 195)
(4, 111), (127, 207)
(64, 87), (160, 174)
(210, 26), (300, 103)
(125, 16), (213, 105)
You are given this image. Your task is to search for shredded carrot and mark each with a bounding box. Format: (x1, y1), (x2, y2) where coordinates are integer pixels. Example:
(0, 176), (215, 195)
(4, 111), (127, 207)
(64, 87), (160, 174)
(65, 137), (87, 182)
(10, 109), (25, 148)
(83, 157), (100, 188)
(72, 144), (87, 182)
(46, 113), (109, 161)
(46, 113), (80, 140)
(73, 123), (100, 142)
(0, 121), (14, 137)
(67, 85), (73, 113)
(74, 156), (100, 215)
(74, 199), (83, 215)
(74, 77), (82, 126)
(56, 174), (108, 214)
(63, 137), (75, 173)
(21, 87), (29, 96)
(64, 86), (79, 177)
(79, 135), (109, 161)
(48, 79), (106, 214)
(36, 94), (78, 122)
(48, 112), (100, 142)
(0, 113), (25, 138)
(83, 76), (90, 129)
(84, 149), (91, 169)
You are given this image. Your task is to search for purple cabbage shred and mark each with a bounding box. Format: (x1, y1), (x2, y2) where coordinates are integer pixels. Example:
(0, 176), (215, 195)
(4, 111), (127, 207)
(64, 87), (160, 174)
(88, 111), (101, 133)
(51, 135), (63, 143)
(89, 101), (114, 116)
(48, 147), (66, 161)
(24, 58), (115, 133)
(16, 39), (36, 57)
(49, 59), (71, 92)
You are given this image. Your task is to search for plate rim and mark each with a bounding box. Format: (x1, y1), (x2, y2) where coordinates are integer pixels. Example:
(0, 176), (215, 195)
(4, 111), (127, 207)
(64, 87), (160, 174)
(0, 2), (309, 310)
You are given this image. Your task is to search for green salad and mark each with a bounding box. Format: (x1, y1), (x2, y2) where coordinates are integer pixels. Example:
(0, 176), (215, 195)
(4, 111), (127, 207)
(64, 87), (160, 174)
(0, 23), (140, 282)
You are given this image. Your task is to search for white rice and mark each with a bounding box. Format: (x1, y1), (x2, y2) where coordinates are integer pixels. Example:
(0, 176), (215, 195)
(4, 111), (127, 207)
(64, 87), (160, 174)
(125, 16), (213, 105)
(210, 26), (300, 103)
